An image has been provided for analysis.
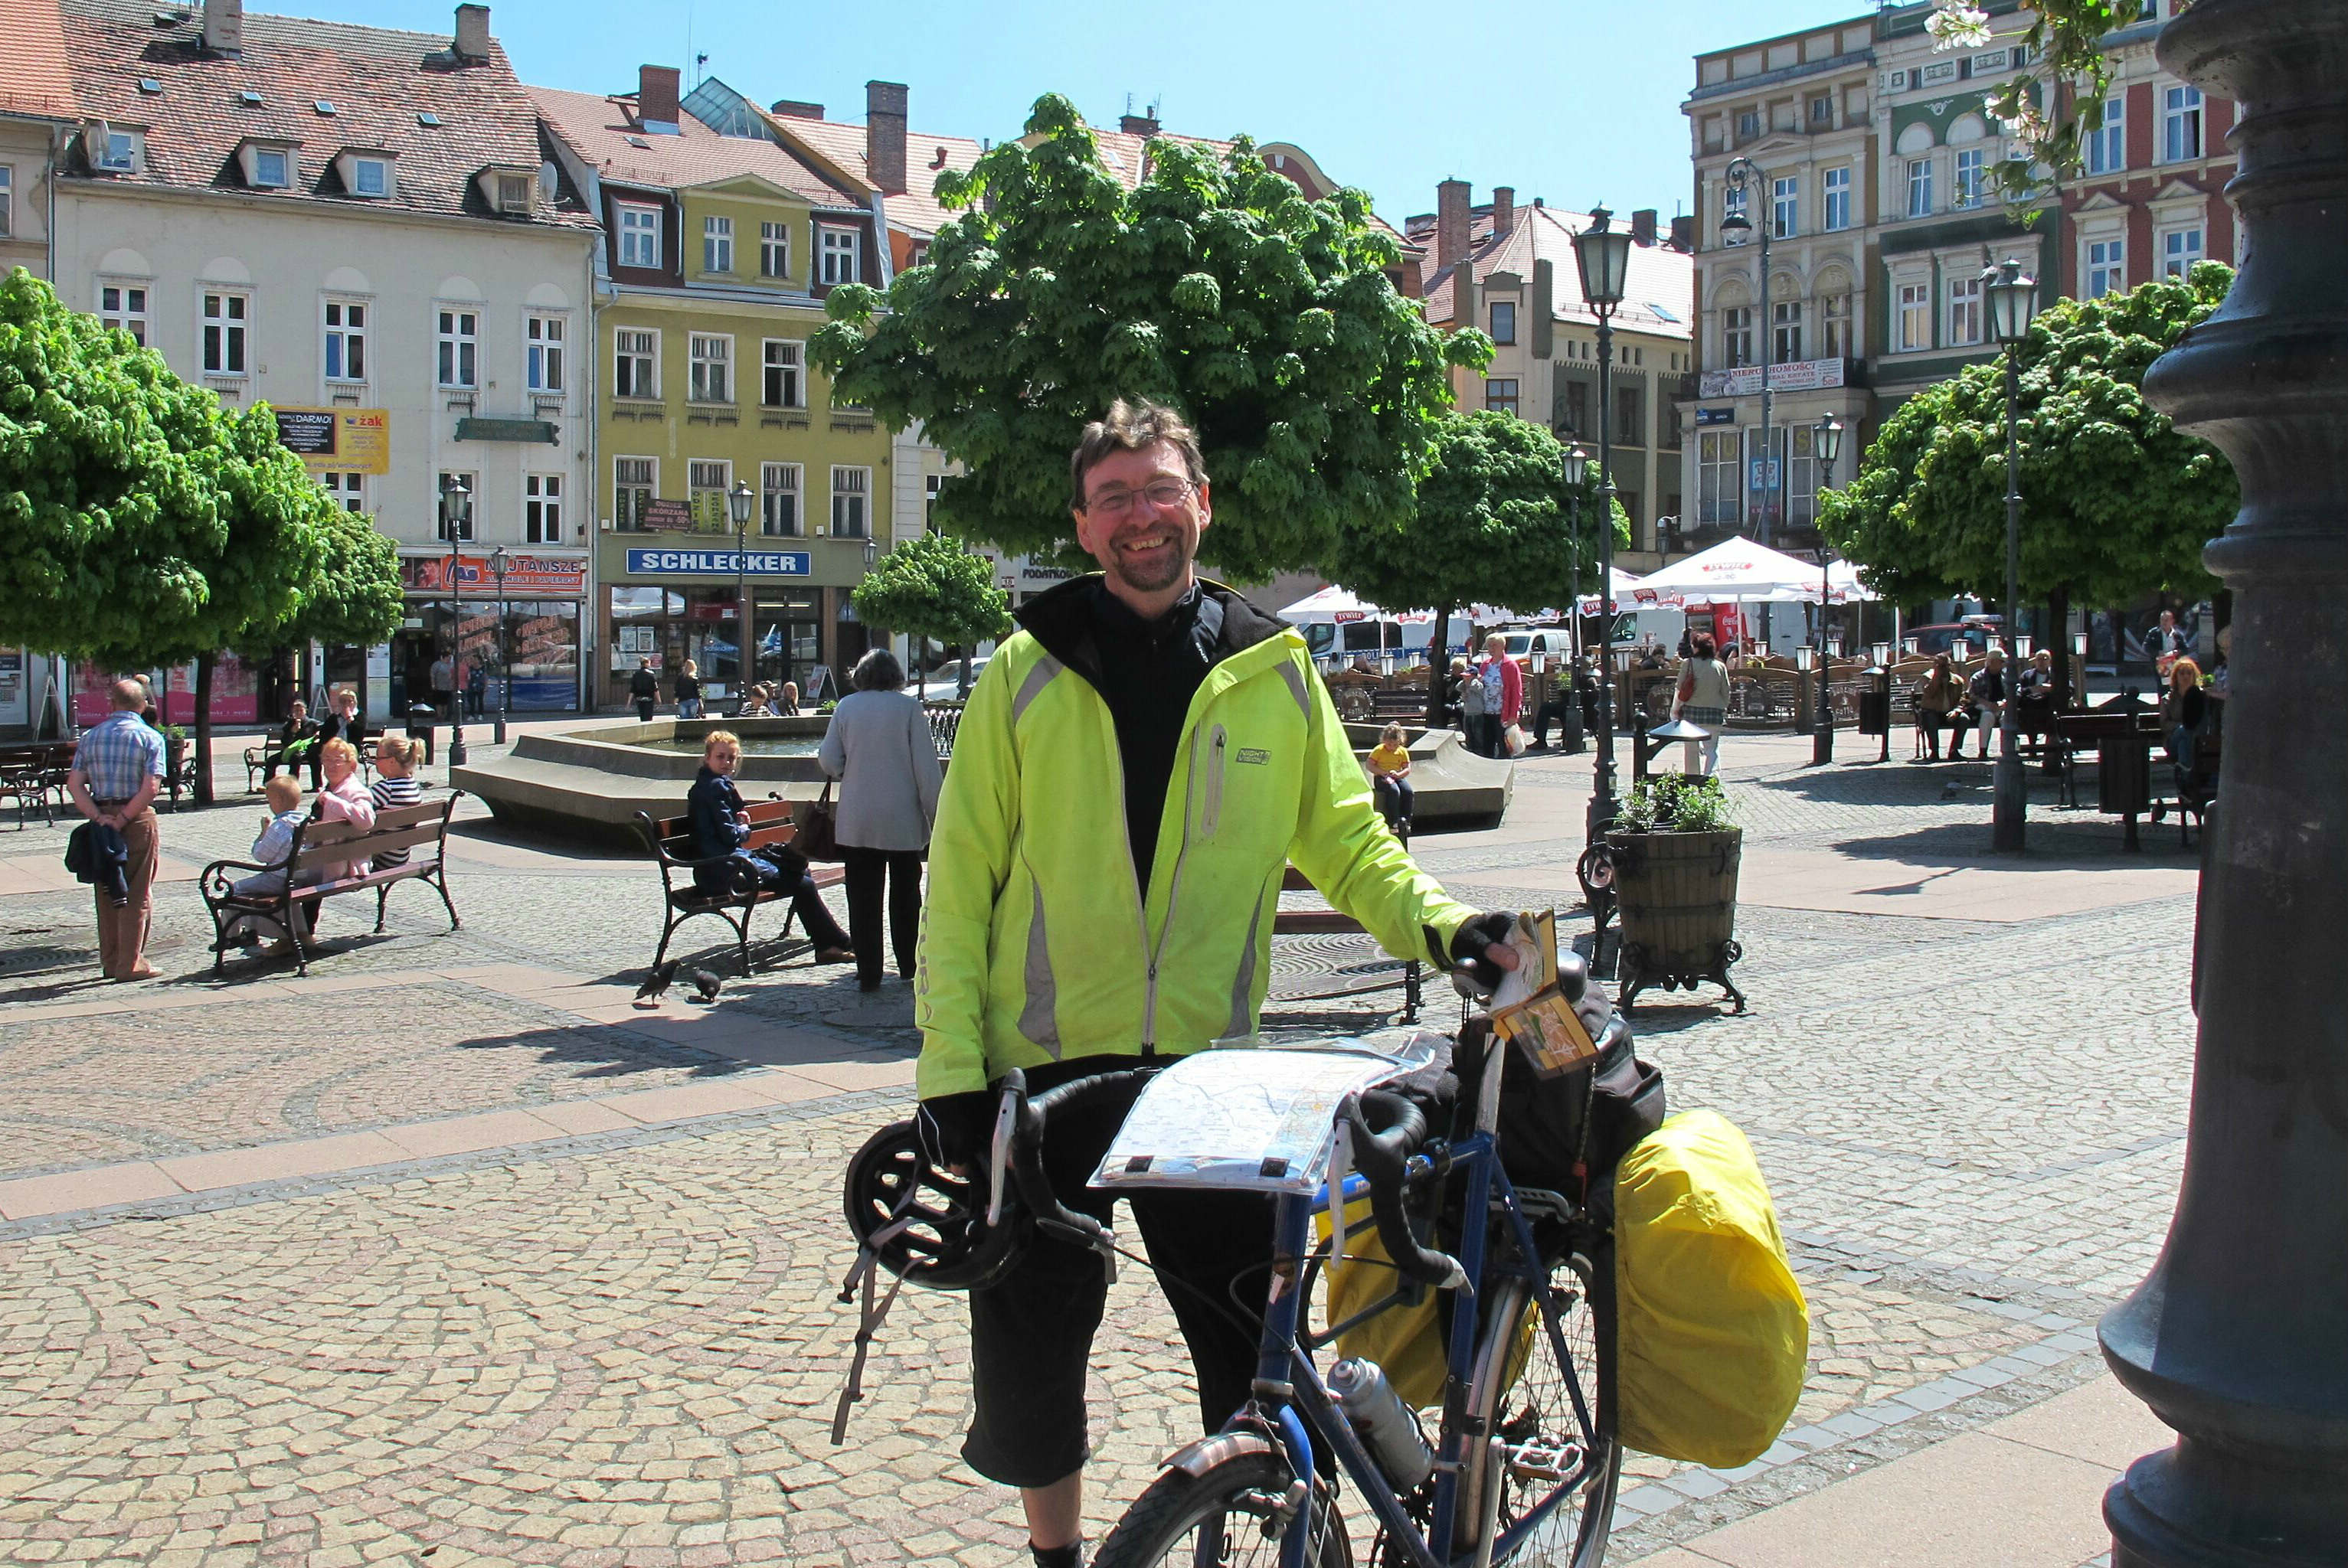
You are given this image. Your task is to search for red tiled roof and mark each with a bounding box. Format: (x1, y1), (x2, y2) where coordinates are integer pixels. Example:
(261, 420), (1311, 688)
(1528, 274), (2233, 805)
(531, 83), (869, 208)
(1421, 204), (1692, 338)
(57, 0), (593, 227)
(0, 0), (76, 119)
(764, 108), (979, 237)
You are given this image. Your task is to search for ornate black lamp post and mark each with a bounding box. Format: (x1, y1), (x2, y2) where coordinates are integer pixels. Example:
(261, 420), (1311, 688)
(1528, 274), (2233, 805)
(1810, 413), (1845, 766)
(2100, 3), (2348, 1564)
(1572, 208), (1633, 844)
(438, 474), (470, 770)
(487, 544), (509, 745)
(729, 479), (755, 698)
(1983, 257), (2040, 853)
(1718, 155), (1777, 652)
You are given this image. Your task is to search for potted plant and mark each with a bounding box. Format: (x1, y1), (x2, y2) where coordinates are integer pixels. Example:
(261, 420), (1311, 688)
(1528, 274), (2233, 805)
(1605, 774), (1745, 1014)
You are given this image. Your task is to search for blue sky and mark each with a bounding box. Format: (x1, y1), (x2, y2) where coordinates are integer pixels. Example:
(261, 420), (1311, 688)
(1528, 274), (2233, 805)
(306, 0), (1868, 227)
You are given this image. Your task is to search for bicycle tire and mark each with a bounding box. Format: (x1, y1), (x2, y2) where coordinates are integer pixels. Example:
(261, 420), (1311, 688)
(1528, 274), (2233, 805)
(1458, 1250), (1620, 1568)
(1093, 1450), (1354, 1568)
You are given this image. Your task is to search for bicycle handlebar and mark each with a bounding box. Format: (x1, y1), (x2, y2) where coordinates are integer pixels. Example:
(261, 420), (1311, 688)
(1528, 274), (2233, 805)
(993, 1068), (1159, 1256)
(1344, 1089), (1470, 1292)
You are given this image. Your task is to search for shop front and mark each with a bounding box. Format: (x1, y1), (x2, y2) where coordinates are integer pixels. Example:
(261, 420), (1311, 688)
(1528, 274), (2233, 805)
(599, 543), (864, 709)
(397, 552), (589, 718)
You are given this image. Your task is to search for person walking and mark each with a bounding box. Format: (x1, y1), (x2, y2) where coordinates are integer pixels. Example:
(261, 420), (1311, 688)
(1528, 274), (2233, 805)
(2145, 608), (2190, 678)
(65, 679), (166, 981)
(1914, 652), (1964, 761)
(629, 659), (659, 723)
(1475, 632), (1524, 756)
(1670, 632), (1732, 776)
(674, 659), (704, 720)
(430, 650), (456, 724)
(817, 648), (944, 991)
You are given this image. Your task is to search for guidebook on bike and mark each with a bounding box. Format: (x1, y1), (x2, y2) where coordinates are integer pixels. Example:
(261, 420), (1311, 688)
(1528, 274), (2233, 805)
(1489, 909), (1600, 1075)
(1089, 1035), (1438, 1195)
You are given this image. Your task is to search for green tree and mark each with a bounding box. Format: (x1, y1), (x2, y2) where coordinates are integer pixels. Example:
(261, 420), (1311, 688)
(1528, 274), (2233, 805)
(237, 501), (404, 657)
(1820, 263), (2237, 624)
(813, 93), (1486, 583)
(1334, 411), (1625, 720)
(851, 532), (1013, 695)
(0, 270), (330, 799)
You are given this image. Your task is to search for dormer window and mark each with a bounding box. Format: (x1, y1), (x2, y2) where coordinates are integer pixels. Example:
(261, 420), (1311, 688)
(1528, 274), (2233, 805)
(337, 150), (395, 199)
(88, 123), (140, 173)
(253, 147), (289, 187)
(477, 167), (535, 217)
(498, 175), (530, 212)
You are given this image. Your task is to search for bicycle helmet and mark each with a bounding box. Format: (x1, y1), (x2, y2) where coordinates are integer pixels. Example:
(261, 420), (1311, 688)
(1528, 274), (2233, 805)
(841, 1120), (1028, 1292)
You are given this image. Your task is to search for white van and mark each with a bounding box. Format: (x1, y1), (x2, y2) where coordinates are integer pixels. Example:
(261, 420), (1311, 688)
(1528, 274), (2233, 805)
(1303, 613), (1474, 669)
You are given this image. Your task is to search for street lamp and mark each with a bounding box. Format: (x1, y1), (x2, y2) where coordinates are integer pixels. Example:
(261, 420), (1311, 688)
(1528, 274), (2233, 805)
(488, 544), (509, 745)
(438, 473), (471, 770)
(1810, 413), (1845, 766)
(1562, 441), (1589, 755)
(1984, 257), (2040, 853)
(1718, 155), (1778, 654)
(1573, 207), (1633, 844)
(729, 480), (755, 699)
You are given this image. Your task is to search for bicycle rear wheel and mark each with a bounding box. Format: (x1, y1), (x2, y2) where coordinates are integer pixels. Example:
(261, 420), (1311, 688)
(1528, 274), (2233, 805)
(1460, 1250), (1619, 1568)
(1093, 1450), (1354, 1568)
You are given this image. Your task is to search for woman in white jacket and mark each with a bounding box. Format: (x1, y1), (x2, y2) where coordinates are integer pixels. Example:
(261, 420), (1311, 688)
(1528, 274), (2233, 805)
(818, 649), (945, 991)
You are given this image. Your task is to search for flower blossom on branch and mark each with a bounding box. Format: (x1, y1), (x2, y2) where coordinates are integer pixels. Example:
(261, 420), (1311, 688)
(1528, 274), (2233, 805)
(1927, 2), (1993, 50)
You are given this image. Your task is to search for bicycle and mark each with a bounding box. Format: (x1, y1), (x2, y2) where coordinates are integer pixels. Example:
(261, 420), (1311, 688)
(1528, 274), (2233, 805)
(981, 1010), (1626, 1568)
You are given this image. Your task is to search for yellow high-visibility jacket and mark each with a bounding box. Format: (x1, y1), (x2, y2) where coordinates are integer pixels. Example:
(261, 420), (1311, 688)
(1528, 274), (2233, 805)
(914, 577), (1477, 1099)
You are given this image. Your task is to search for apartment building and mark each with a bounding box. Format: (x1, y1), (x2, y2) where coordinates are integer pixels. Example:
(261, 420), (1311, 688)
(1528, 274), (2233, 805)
(49, 0), (599, 722)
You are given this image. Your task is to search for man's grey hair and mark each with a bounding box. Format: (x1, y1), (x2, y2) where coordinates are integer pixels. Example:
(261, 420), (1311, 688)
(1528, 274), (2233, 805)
(853, 648), (907, 692)
(1069, 398), (1208, 512)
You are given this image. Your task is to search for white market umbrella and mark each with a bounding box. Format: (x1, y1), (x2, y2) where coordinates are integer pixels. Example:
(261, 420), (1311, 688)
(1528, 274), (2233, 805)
(1638, 536), (1823, 599)
(1277, 586), (1436, 625)
(1825, 560), (1881, 603)
(1575, 567), (1654, 614)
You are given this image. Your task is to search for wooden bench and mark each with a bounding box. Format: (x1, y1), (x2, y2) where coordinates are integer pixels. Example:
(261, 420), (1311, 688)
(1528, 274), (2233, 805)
(1268, 865), (1424, 1023)
(1369, 688), (1431, 722)
(2052, 702), (2163, 809)
(636, 797), (849, 975)
(244, 734), (378, 792)
(0, 743), (76, 829)
(198, 794), (462, 976)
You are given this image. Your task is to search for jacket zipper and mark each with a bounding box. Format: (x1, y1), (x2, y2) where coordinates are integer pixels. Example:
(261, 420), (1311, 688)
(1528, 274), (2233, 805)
(1143, 717), (1213, 1049)
(1110, 739), (1157, 1054)
(1200, 726), (1228, 840)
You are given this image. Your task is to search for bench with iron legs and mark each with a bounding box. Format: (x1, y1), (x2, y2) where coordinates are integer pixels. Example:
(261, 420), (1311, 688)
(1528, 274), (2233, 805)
(198, 794), (463, 976)
(1268, 864), (1424, 1024)
(636, 798), (848, 976)
(0, 743), (76, 829)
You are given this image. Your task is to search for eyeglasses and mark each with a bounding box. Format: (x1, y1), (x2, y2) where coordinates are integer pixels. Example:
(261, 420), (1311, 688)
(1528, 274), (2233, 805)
(1083, 478), (1194, 518)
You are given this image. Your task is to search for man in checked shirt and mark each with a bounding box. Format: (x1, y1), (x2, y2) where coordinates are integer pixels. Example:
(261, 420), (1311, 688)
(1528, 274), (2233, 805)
(65, 679), (167, 981)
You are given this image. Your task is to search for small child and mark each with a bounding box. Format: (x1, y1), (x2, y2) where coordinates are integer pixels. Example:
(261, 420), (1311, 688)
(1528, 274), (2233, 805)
(220, 775), (309, 950)
(369, 733), (425, 871)
(1366, 721), (1414, 830)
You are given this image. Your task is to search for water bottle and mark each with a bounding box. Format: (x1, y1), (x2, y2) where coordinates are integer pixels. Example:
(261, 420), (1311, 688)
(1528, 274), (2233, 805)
(1328, 1357), (1434, 1491)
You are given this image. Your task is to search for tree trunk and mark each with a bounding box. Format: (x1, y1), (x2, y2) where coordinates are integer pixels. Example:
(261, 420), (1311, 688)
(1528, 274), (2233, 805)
(193, 651), (215, 807)
(1424, 601), (1451, 727)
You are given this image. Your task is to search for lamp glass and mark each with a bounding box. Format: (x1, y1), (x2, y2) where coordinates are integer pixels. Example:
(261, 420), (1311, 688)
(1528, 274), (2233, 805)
(1814, 413), (1845, 470)
(2074, 632), (2089, 657)
(1903, 637), (1921, 655)
(728, 481), (754, 527)
(1796, 645), (1814, 671)
(1872, 642), (1891, 667)
(1986, 260), (2040, 346)
(1571, 208), (1633, 306)
(2017, 634), (2034, 658)
(1563, 444), (1588, 487)
(1828, 635), (1844, 656)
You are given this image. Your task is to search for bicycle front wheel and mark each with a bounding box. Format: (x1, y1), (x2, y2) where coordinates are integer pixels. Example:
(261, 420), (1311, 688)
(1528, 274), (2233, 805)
(1093, 1450), (1354, 1568)
(1460, 1250), (1620, 1568)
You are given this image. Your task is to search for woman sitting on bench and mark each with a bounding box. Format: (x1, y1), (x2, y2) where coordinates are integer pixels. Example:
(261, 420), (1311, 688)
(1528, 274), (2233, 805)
(688, 730), (853, 964)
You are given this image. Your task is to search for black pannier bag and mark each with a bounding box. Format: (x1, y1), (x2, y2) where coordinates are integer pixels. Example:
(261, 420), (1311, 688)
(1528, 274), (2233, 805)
(1454, 1015), (1666, 1197)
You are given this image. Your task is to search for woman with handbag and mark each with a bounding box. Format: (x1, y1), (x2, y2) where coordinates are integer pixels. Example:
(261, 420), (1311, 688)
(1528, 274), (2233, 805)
(816, 649), (944, 991)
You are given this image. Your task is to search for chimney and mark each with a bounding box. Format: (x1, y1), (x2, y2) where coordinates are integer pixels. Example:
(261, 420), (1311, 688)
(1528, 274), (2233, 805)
(1436, 178), (1470, 276)
(865, 80), (907, 194)
(770, 100), (826, 120)
(453, 3), (490, 63)
(1531, 259), (1555, 359)
(1669, 214), (1696, 252)
(638, 65), (681, 132)
(1120, 110), (1160, 136)
(1631, 207), (1658, 247)
(1492, 186), (1516, 239)
(201, 0), (243, 56)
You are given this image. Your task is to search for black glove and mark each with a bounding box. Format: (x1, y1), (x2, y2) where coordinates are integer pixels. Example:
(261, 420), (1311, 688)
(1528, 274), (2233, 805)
(1447, 911), (1517, 995)
(916, 1090), (995, 1171)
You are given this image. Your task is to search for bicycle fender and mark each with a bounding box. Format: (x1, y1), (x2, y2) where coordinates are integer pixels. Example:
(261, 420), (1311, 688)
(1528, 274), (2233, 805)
(1163, 1428), (1280, 1478)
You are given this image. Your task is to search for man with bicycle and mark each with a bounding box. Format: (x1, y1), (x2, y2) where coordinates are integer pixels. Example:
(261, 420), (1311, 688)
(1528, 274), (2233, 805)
(915, 399), (1516, 1568)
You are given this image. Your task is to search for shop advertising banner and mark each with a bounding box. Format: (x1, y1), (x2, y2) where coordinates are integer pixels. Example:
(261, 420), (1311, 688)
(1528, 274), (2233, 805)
(1696, 358), (1849, 399)
(402, 554), (587, 596)
(272, 407), (391, 474)
(625, 548), (811, 577)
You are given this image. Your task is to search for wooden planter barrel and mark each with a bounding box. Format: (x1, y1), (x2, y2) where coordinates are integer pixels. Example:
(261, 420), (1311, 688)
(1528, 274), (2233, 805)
(1604, 826), (1746, 1012)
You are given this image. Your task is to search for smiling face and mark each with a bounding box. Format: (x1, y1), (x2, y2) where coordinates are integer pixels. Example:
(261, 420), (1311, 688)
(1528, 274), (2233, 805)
(1071, 439), (1211, 616)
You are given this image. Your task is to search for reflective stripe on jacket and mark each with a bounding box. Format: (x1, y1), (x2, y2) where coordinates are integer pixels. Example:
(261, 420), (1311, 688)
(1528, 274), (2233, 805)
(914, 578), (1478, 1099)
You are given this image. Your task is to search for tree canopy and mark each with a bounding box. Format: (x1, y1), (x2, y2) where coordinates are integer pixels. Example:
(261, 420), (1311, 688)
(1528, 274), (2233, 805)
(812, 93), (1486, 583)
(850, 531), (1014, 662)
(1820, 263), (2238, 609)
(236, 500), (405, 658)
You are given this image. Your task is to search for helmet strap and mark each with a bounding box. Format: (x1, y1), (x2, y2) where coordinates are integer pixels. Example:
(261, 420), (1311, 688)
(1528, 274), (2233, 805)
(830, 1251), (910, 1446)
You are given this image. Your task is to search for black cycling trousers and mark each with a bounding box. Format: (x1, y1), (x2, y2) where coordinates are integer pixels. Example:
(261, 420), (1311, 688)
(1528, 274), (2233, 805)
(963, 1063), (1274, 1490)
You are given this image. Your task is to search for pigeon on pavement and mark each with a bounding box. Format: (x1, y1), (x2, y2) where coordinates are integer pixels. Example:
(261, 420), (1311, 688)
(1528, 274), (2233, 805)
(634, 960), (679, 1008)
(691, 969), (723, 1004)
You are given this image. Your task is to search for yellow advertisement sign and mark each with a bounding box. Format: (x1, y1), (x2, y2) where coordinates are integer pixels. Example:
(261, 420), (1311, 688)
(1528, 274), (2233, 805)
(273, 406), (391, 475)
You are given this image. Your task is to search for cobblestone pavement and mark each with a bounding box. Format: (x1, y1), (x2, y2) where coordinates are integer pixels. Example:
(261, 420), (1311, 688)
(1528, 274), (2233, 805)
(0, 733), (2196, 1564)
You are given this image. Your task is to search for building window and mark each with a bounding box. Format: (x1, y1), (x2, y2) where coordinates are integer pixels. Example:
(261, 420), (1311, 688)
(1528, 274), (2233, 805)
(437, 308), (479, 388)
(688, 334), (731, 403)
(1954, 147), (1986, 209)
(1722, 305), (1753, 369)
(1773, 300), (1802, 364)
(760, 220), (788, 279)
(1697, 429), (1741, 527)
(0, 165), (11, 237)
(1821, 291), (1851, 358)
(2163, 227), (2205, 277)
(525, 472), (563, 543)
(351, 156), (390, 198)
(202, 291), (248, 375)
(819, 226), (858, 285)
(2087, 95), (2125, 175)
(761, 339), (804, 407)
(323, 299), (366, 382)
(321, 471), (365, 514)
(1947, 271), (1983, 346)
(1906, 158), (1934, 218)
(99, 283), (148, 345)
(251, 146), (291, 188)
(437, 471), (476, 540)
(703, 214), (734, 274)
(1823, 166), (1851, 231)
(688, 459), (731, 531)
(1786, 423), (1819, 528)
(1735, 109), (1760, 141)
(1720, 183), (1749, 243)
(1809, 92), (1833, 126)
(96, 129), (137, 172)
(926, 473), (943, 523)
(613, 456), (655, 530)
(1614, 384), (1642, 446)
(1771, 175), (1797, 239)
(1490, 300), (1516, 345)
(615, 328), (658, 399)
(1558, 378), (1590, 434)
(617, 203), (662, 269)
(526, 314), (565, 394)
(760, 462), (801, 536)
(1484, 377), (1519, 414)
(2087, 238), (2126, 298)
(1898, 282), (1931, 350)
(831, 466), (869, 537)
(2163, 84), (2203, 162)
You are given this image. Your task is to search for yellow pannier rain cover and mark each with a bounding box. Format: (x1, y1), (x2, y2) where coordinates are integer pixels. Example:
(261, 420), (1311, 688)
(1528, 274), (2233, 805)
(1318, 1196), (1451, 1409)
(1614, 1109), (1809, 1468)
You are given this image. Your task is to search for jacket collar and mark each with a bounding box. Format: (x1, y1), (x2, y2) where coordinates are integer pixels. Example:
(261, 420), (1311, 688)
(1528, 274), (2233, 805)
(1014, 573), (1293, 692)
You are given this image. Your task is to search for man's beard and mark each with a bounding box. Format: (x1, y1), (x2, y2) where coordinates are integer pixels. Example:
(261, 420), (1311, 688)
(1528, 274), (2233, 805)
(1107, 532), (1194, 595)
